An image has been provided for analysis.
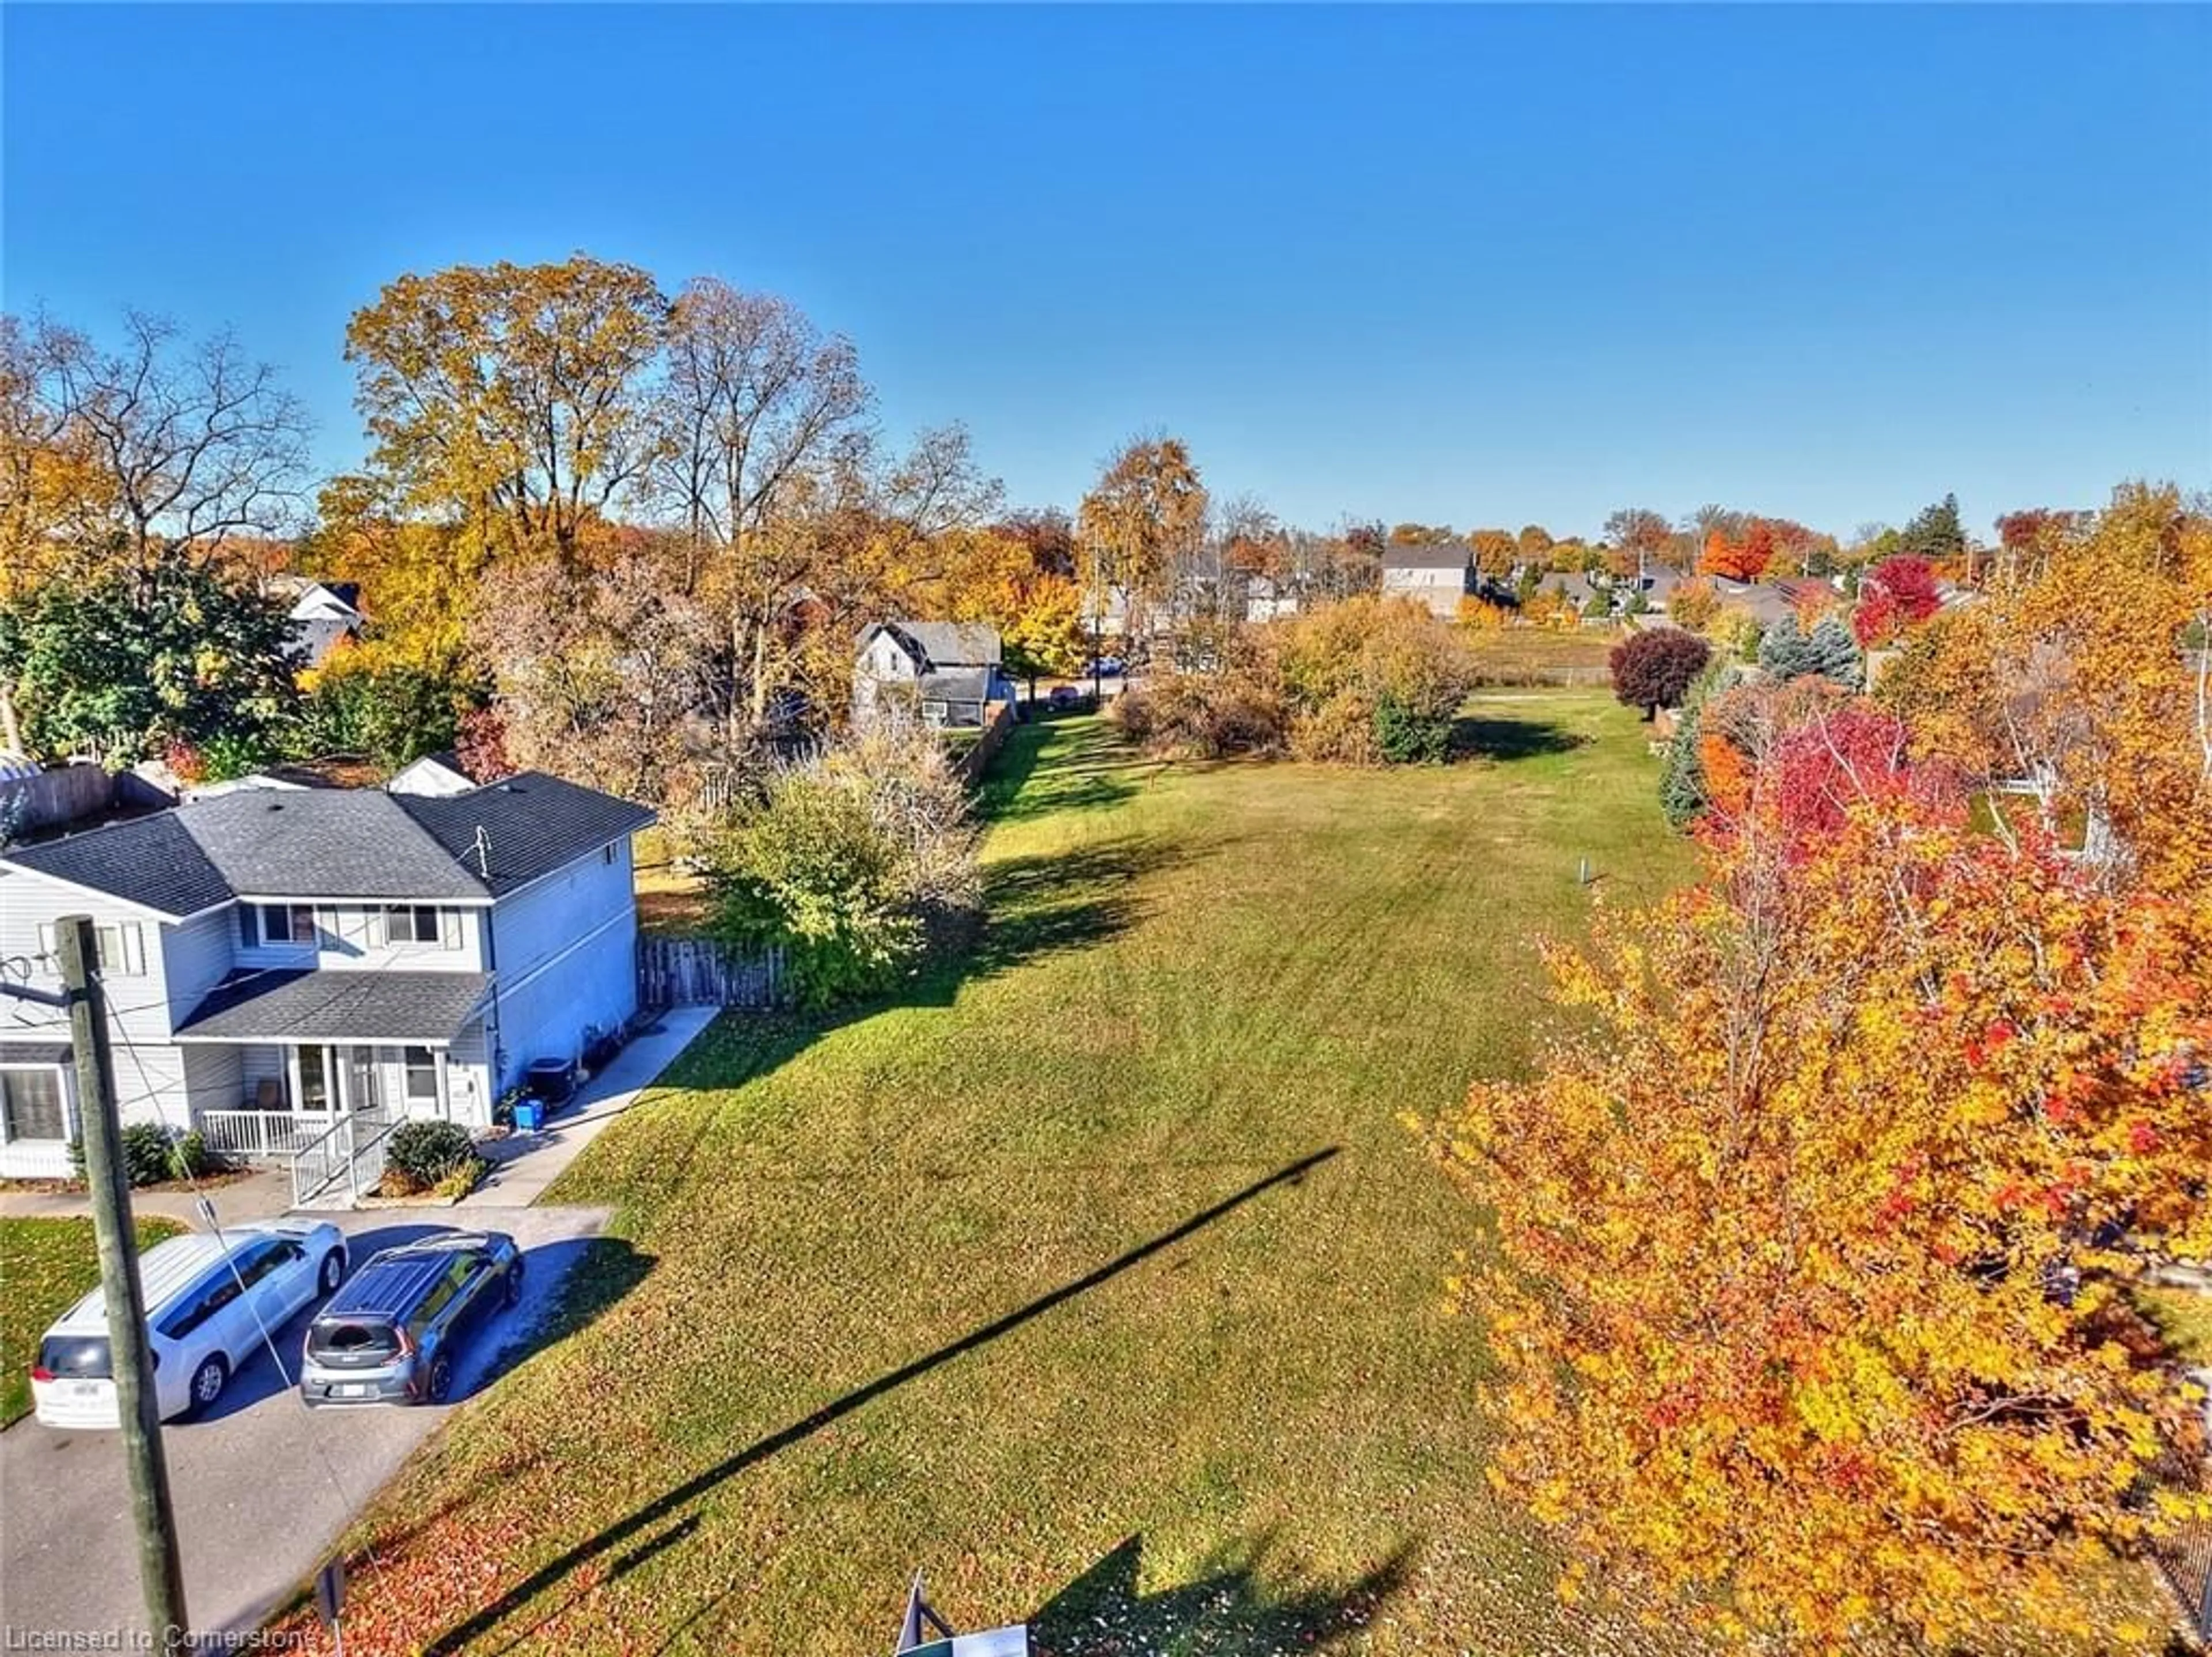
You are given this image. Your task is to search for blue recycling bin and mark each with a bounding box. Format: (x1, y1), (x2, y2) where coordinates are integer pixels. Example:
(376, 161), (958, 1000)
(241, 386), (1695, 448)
(512, 1099), (546, 1133)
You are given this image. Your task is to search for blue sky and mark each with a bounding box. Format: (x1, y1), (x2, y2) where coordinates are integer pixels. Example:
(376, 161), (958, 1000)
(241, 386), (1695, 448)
(5, 5), (2207, 541)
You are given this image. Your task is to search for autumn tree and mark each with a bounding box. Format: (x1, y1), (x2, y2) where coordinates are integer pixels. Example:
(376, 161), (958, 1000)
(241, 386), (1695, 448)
(344, 256), (666, 570)
(1879, 482), (2211, 883)
(1386, 521), (1455, 546)
(1467, 528), (1518, 582)
(1601, 506), (1670, 570)
(1851, 553), (1942, 646)
(1609, 626), (1711, 717)
(1077, 436), (1208, 641)
(1426, 701), (2212, 1651)
(1, 308), (310, 591)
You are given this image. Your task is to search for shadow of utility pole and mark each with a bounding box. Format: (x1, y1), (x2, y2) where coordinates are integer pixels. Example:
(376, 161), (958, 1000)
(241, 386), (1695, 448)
(429, 1144), (1345, 1656)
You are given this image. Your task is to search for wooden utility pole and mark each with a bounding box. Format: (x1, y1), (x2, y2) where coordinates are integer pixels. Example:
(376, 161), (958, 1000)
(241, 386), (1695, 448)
(59, 915), (189, 1645)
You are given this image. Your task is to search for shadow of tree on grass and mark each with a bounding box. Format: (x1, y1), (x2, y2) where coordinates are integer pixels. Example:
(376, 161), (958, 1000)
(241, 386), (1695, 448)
(1033, 1530), (1414, 1657)
(1449, 714), (1590, 762)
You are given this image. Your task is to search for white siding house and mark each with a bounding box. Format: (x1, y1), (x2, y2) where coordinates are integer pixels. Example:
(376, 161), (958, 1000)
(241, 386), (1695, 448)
(1378, 544), (1475, 620)
(0, 773), (654, 1182)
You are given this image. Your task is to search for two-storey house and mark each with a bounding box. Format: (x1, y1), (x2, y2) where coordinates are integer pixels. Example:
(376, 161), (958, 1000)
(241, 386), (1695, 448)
(0, 771), (653, 1182)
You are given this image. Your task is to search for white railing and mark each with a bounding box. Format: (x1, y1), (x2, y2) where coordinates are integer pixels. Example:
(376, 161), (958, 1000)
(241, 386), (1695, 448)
(201, 1109), (334, 1162)
(287, 1109), (402, 1208)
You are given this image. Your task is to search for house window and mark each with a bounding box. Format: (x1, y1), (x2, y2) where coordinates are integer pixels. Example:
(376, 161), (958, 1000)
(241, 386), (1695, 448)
(402, 1046), (439, 1107)
(601, 844), (615, 865)
(1, 1068), (69, 1144)
(36, 922), (144, 977)
(257, 904), (319, 945)
(384, 906), (441, 944)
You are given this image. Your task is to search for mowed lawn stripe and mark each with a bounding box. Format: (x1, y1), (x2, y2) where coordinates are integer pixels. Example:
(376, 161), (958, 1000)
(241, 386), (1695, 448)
(329, 693), (1703, 1657)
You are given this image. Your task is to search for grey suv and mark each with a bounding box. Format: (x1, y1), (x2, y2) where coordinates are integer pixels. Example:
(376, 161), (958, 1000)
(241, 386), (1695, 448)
(299, 1231), (524, 1407)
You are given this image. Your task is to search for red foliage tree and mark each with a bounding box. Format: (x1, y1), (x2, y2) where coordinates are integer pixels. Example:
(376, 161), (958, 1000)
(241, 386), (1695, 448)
(1609, 627), (1711, 717)
(1853, 555), (1942, 646)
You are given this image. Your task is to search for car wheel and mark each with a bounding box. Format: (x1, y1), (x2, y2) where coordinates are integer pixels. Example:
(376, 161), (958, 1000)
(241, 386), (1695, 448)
(185, 1354), (229, 1418)
(319, 1249), (346, 1295)
(503, 1261), (525, 1310)
(425, 1353), (454, 1405)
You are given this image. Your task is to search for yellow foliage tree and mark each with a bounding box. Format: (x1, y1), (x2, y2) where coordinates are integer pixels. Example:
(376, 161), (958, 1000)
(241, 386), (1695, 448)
(1427, 695), (2212, 1651)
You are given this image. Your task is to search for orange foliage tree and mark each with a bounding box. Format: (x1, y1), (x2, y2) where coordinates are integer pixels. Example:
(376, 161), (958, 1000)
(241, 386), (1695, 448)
(1427, 679), (2212, 1650)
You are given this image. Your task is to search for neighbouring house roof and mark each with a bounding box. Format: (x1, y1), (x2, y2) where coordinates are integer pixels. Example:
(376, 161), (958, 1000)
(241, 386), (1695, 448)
(0, 771), (654, 918)
(916, 668), (993, 706)
(174, 969), (491, 1044)
(1537, 572), (1600, 604)
(863, 621), (1002, 669)
(1718, 583), (1800, 626)
(1642, 565), (1687, 597)
(1380, 543), (1474, 572)
(387, 753), (476, 798)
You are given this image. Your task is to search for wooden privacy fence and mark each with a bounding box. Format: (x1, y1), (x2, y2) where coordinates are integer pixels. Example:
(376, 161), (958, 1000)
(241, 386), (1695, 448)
(638, 936), (786, 1009)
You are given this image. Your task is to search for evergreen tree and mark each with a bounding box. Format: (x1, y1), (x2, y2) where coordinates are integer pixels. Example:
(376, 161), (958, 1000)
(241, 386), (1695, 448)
(1897, 493), (1965, 562)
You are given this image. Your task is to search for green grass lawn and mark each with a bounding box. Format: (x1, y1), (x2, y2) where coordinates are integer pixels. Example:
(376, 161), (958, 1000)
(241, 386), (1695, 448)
(1, 1215), (184, 1426)
(329, 693), (1703, 1654)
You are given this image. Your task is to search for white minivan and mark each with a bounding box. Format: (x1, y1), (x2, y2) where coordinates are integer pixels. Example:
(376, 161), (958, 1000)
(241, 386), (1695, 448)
(32, 1219), (349, 1429)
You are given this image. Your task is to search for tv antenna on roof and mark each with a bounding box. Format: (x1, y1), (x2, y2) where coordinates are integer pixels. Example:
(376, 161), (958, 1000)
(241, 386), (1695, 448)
(471, 825), (492, 879)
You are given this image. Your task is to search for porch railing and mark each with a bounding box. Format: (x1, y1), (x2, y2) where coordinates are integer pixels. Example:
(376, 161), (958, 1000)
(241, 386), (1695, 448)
(287, 1106), (402, 1208)
(200, 1109), (333, 1163)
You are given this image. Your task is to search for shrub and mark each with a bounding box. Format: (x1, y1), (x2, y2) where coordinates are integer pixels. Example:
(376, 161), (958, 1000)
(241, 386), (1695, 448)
(703, 717), (981, 1009)
(1110, 674), (1286, 759)
(1373, 695), (1453, 764)
(387, 1119), (478, 1187)
(1278, 597), (1475, 763)
(1609, 627), (1711, 717)
(77, 1123), (220, 1187)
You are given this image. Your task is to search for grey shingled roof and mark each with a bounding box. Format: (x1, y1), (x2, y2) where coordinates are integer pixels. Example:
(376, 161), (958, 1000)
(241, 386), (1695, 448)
(889, 621), (1001, 668)
(3, 812), (233, 918)
(916, 668), (992, 706)
(395, 773), (657, 897)
(175, 970), (491, 1043)
(185, 790), (488, 900)
(0, 770), (652, 916)
(1381, 543), (1474, 571)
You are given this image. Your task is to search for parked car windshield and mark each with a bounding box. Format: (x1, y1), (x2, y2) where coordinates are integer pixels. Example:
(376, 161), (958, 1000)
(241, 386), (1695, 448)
(307, 1318), (399, 1357)
(39, 1335), (112, 1379)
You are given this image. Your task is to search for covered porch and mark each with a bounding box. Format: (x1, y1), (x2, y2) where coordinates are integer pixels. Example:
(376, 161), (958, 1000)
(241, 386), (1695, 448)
(198, 1041), (469, 1162)
(177, 968), (495, 1163)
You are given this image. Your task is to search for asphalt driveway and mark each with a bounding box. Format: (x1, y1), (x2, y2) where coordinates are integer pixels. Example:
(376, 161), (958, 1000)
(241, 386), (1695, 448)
(1, 1203), (613, 1644)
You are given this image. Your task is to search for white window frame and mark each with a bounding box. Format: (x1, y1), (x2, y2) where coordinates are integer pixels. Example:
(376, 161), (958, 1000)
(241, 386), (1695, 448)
(384, 905), (441, 944)
(400, 1046), (440, 1107)
(258, 903), (319, 945)
(36, 922), (144, 977)
(0, 1065), (73, 1145)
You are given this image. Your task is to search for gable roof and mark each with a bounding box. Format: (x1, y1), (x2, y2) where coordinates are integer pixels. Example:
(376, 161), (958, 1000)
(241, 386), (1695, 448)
(0, 771), (654, 918)
(3, 811), (233, 918)
(916, 668), (993, 706)
(866, 621), (1001, 669)
(395, 773), (656, 897)
(1381, 543), (1474, 571)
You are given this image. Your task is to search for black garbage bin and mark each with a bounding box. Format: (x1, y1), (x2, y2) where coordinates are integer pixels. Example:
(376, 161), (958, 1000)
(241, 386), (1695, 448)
(525, 1057), (578, 1107)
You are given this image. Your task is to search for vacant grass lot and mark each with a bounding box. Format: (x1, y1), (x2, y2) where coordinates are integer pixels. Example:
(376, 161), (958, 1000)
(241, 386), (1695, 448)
(0, 1215), (184, 1426)
(323, 690), (1700, 1657)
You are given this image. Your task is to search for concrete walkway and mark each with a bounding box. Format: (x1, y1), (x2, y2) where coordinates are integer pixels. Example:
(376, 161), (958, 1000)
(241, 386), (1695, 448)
(463, 1005), (717, 1208)
(0, 1007), (717, 1223)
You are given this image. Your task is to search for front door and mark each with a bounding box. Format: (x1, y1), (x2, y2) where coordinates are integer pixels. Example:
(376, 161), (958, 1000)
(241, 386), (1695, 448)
(342, 1047), (389, 1123)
